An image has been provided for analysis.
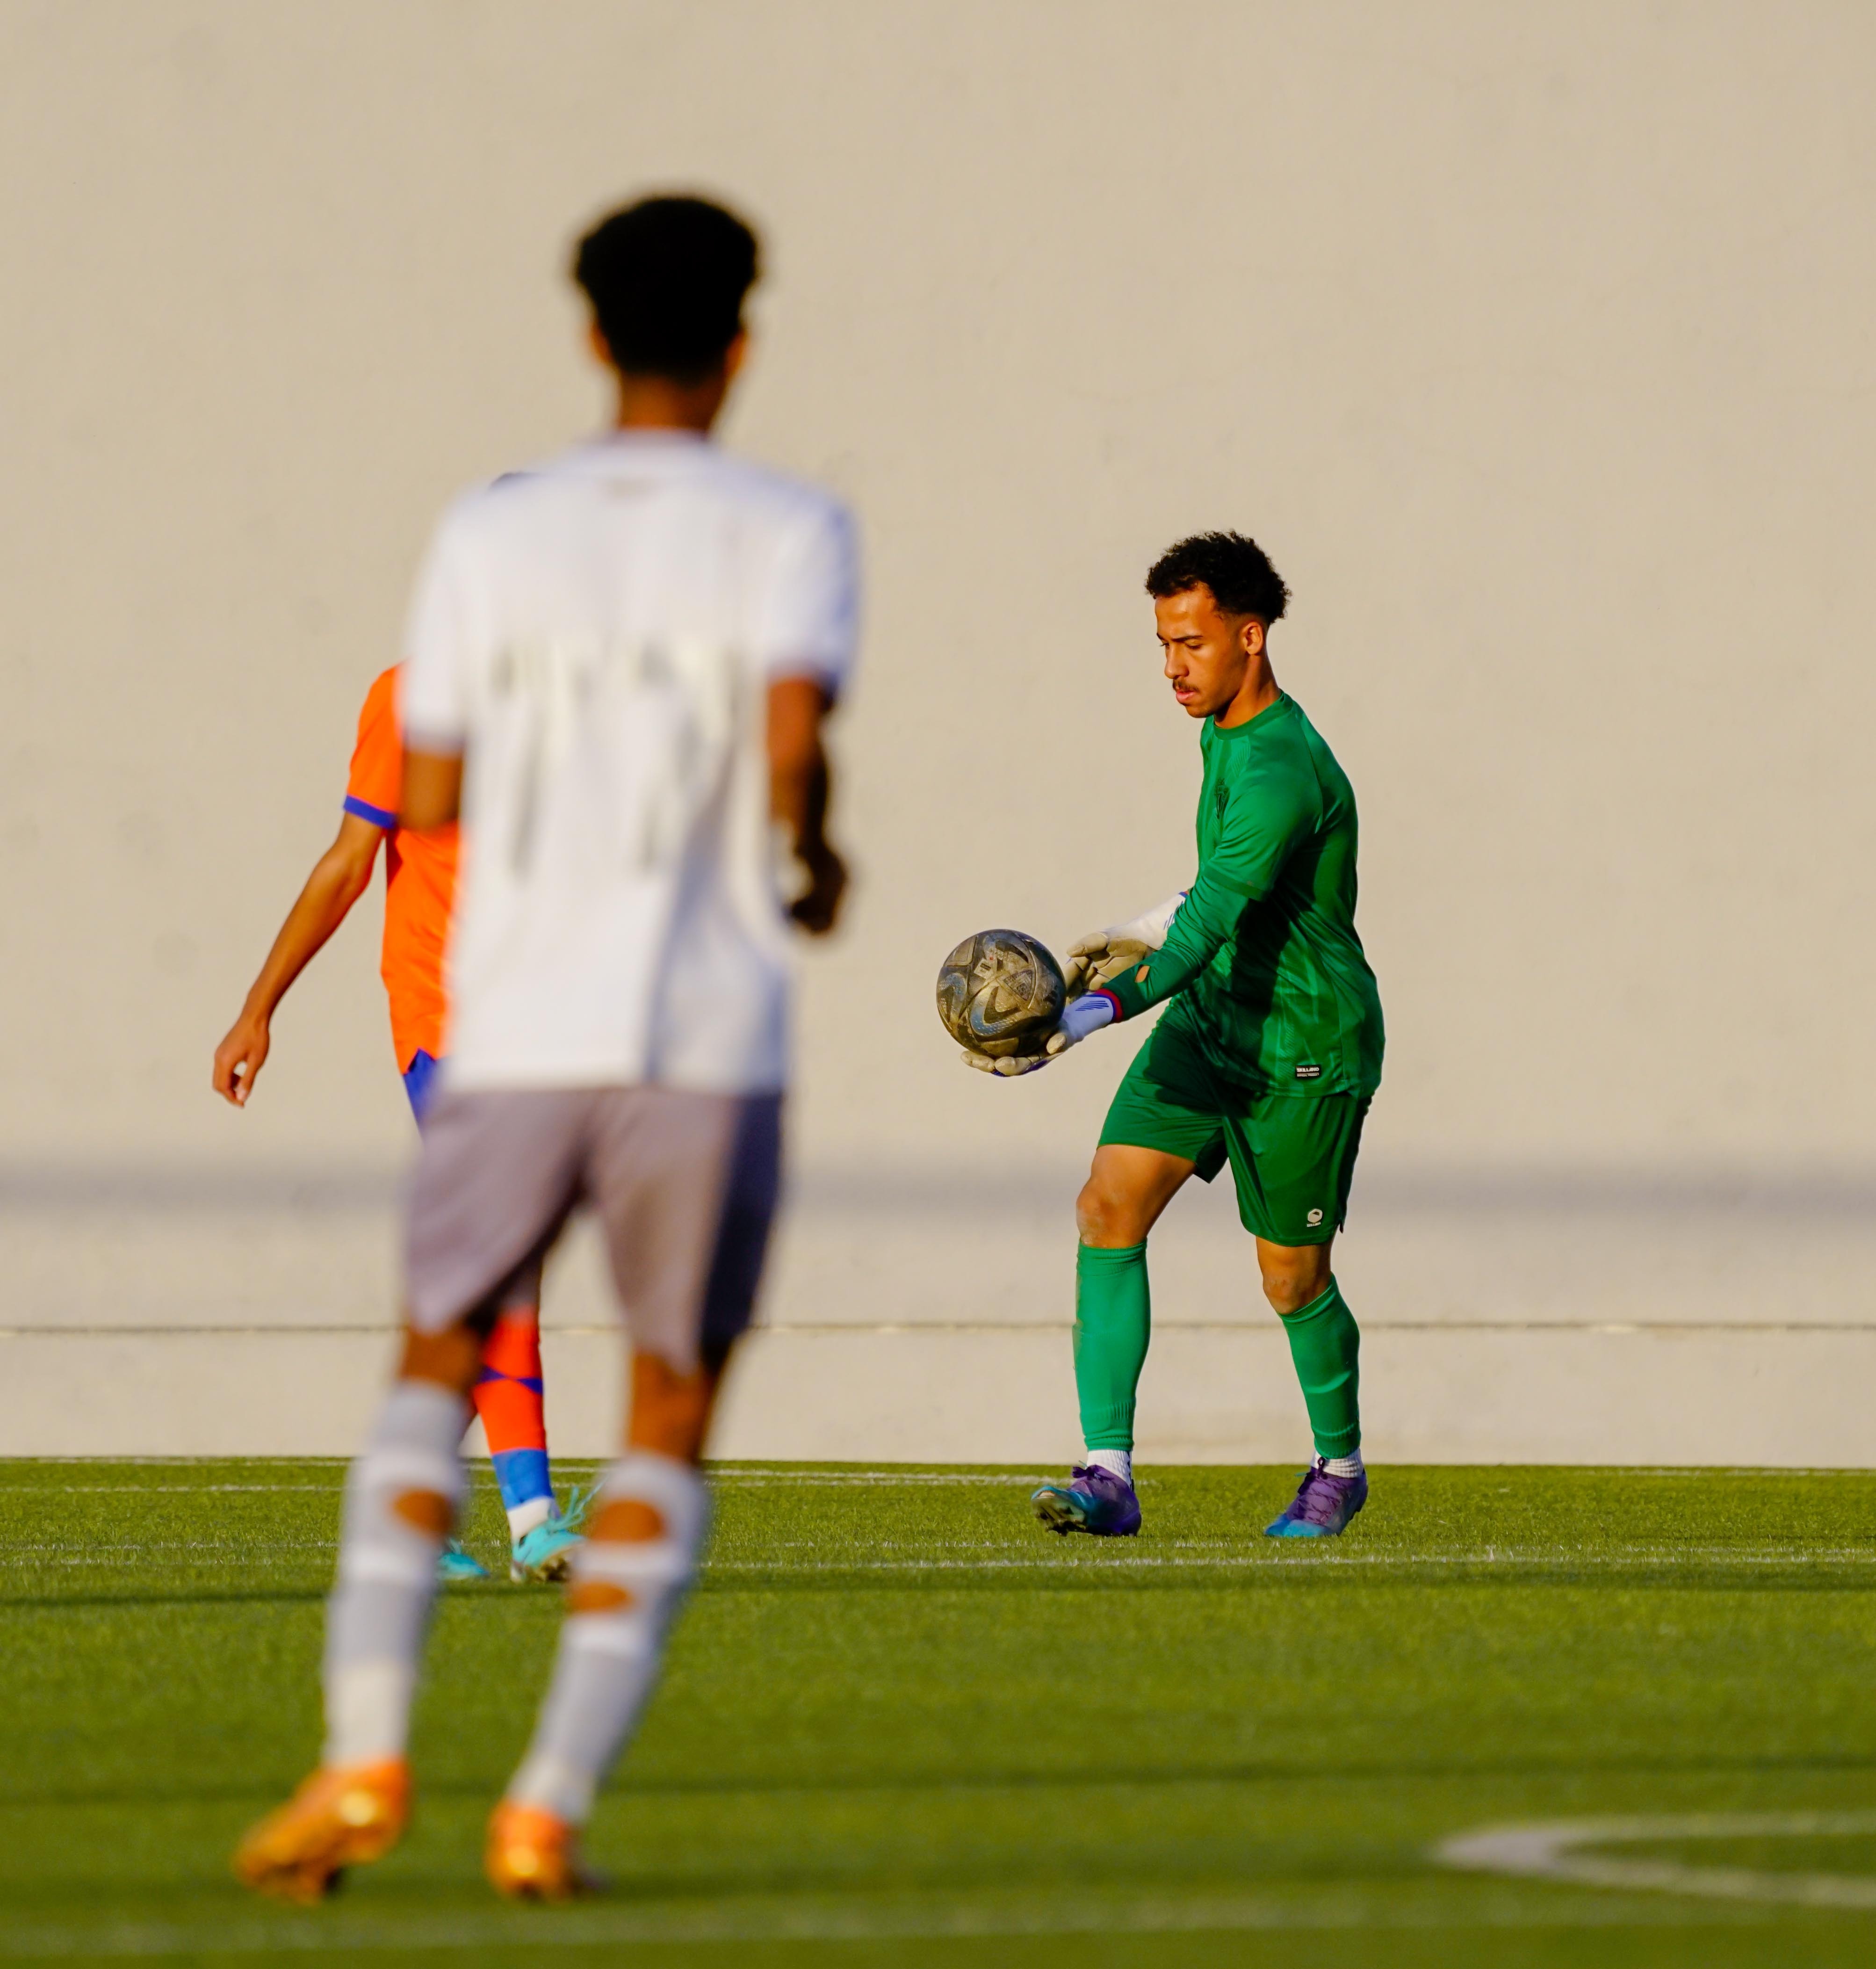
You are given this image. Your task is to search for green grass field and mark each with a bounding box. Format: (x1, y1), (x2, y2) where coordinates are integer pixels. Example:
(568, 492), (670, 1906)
(2, 1462), (1874, 1966)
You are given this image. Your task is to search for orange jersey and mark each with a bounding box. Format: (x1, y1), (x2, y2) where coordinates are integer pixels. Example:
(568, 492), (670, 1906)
(344, 667), (456, 1071)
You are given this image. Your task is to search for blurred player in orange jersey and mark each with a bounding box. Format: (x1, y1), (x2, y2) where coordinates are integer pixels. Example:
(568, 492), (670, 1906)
(213, 667), (585, 1584)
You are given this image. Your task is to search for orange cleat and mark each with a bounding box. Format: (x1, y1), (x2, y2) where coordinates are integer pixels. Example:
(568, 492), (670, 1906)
(485, 1801), (601, 1901)
(232, 1757), (411, 1903)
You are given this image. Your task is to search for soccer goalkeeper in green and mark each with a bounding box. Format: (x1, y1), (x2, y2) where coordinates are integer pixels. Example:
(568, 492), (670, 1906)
(963, 532), (1384, 1539)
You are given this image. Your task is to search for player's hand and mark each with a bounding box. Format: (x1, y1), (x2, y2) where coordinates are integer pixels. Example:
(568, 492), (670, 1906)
(212, 1010), (271, 1108)
(960, 993), (1116, 1076)
(789, 841), (849, 937)
(1061, 932), (1152, 998)
(1061, 892), (1187, 996)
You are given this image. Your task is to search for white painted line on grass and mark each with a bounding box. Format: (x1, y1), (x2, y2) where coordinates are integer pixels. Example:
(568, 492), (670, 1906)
(10, 1320), (1876, 1335)
(707, 1471), (1055, 1485)
(6, 1545), (1874, 1573)
(0, 1885), (1780, 1957)
(0, 1476), (1043, 1495)
(701, 1550), (1876, 1573)
(1438, 1812), (1876, 1908)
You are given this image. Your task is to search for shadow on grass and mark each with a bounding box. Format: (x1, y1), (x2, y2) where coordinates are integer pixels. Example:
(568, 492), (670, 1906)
(7, 1560), (1876, 1613)
(0, 1588), (330, 1612)
(9, 1746), (1876, 1812)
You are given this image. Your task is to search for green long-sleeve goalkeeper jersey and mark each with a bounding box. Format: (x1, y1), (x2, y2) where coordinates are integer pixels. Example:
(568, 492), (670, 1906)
(1100, 692), (1385, 1098)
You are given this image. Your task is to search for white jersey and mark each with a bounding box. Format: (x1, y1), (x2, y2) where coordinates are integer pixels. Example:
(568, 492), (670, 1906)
(398, 431), (859, 1095)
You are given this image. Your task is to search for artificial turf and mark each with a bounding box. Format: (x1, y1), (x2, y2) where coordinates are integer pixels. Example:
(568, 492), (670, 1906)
(1, 1462), (1874, 1966)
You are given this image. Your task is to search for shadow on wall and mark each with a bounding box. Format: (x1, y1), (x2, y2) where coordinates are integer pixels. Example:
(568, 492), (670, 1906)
(3, 1156), (1875, 1223)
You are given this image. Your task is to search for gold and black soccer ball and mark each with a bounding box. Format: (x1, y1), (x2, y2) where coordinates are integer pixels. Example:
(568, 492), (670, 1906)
(936, 928), (1068, 1059)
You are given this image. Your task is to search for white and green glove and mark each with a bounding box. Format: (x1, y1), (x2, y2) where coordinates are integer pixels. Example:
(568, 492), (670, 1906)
(1060, 892), (1187, 998)
(961, 991), (1116, 1077)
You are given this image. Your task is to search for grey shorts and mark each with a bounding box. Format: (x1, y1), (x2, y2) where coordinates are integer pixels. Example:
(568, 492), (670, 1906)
(404, 1083), (782, 1373)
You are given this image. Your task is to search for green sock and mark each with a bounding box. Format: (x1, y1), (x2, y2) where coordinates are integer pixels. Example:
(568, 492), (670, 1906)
(1073, 1242), (1150, 1452)
(1277, 1276), (1361, 1459)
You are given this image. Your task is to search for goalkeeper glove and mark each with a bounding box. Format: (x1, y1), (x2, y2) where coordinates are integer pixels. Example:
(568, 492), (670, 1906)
(960, 991), (1116, 1077)
(1061, 892), (1187, 997)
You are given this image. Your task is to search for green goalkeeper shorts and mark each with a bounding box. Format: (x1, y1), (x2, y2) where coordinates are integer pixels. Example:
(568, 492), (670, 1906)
(1098, 1016), (1369, 1246)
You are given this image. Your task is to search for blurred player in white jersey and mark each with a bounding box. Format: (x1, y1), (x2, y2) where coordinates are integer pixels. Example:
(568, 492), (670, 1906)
(236, 194), (857, 1902)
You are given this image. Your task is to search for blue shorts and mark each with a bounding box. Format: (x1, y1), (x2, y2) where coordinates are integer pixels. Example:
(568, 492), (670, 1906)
(403, 1049), (441, 1128)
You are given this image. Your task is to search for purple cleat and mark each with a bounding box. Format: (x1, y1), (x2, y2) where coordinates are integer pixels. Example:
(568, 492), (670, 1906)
(1264, 1459), (1368, 1538)
(1032, 1464), (1142, 1537)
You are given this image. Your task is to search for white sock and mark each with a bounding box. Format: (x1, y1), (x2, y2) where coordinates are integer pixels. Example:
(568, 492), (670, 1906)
(506, 1453), (707, 1825)
(322, 1379), (467, 1766)
(1085, 1448), (1133, 1484)
(324, 1660), (416, 1766)
(1322, 1451), (1365, 1480)
(507, 1496), (554, 1542)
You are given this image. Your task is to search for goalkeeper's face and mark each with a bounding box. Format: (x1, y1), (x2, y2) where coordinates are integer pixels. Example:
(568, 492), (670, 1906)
(1155, 586), (1264, 719)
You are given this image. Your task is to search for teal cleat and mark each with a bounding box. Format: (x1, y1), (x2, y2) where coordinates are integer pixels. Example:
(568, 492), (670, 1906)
(1031, 1465), (1142, 1537)
(438, 1539), (491, 1582)
(509, 1485), (594, 1584)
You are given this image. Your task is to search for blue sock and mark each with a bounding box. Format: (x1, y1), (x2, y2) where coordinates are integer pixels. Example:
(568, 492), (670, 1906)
(490, 1448), (554, 1515)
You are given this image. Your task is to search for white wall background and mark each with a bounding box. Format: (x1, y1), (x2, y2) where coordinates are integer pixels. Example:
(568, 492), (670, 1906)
(1, 6), (1873, 1439)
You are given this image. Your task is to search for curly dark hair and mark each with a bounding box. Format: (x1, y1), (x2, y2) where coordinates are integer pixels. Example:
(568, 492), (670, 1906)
(1145, 532), (1290, 623)
(573, 194), (760, 384)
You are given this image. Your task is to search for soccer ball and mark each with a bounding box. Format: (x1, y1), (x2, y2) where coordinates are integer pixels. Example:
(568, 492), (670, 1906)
(936, 929), (1067, 1059)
